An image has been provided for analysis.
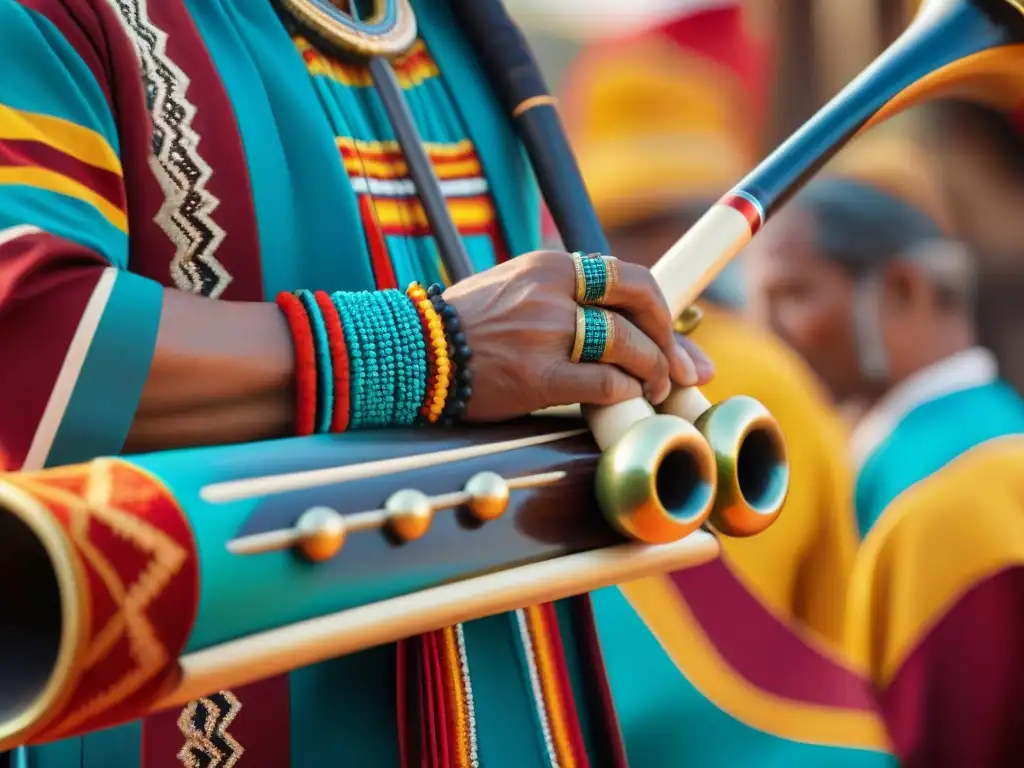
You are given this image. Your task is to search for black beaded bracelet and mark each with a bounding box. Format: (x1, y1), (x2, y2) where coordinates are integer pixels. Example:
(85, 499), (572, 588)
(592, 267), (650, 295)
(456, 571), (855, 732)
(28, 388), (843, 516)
(426, 283), (473, 423)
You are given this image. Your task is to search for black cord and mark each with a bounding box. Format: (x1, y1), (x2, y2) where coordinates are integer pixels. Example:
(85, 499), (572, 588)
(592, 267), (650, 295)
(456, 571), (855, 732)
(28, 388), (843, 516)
(368, 56), (476, 283)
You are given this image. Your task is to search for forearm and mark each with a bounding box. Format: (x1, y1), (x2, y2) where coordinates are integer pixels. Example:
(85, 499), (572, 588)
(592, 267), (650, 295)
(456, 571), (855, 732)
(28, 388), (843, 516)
(125, 290), (296, 453)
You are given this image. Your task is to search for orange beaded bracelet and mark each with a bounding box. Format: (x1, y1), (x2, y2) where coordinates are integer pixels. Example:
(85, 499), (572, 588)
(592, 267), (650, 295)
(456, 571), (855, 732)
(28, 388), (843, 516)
(406, 282), (450, 424)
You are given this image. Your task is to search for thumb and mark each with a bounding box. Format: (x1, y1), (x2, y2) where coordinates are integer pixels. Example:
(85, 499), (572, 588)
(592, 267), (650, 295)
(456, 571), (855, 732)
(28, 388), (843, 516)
(544, 360), (643, 406)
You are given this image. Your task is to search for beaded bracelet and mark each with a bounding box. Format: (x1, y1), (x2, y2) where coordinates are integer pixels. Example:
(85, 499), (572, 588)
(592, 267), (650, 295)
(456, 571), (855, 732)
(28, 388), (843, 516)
(296, 290), (334, 434)
(279, 287), (441, 433)
(276, 292), (318, 436)
(314, 291), (351, 433)
(426, 283), (473, 423)
(406, 282), (450, 423)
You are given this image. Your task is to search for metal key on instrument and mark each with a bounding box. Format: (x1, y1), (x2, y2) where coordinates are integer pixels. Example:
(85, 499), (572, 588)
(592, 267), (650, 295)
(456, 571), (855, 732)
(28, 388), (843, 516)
(226, 470), (566, 561)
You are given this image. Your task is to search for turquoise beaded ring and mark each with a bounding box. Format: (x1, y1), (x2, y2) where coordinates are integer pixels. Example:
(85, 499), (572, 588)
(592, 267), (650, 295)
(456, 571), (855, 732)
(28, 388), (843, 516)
(571, 305), (616, 364)
(571, 251), (618, 305)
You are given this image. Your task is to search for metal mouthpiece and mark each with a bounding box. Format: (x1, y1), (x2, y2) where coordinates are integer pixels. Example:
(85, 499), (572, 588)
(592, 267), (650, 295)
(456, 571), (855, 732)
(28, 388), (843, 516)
(595, 414), (717, 544)
(695, 396), (789, 537)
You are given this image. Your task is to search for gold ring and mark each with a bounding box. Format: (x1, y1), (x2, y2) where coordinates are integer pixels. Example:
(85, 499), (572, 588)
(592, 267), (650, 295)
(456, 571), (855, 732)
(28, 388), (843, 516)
(570, 305), (586, 363)
(673, 305), (704, 335)
(571, 252), (587, 304)
(600, 310), (616, 363)
(603, 256), (619, 301)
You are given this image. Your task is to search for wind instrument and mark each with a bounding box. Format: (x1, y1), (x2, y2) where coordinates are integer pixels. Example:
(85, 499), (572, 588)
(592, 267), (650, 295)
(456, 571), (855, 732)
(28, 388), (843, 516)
(450, 0), (791, 539)
(5, 0), (1018, 750)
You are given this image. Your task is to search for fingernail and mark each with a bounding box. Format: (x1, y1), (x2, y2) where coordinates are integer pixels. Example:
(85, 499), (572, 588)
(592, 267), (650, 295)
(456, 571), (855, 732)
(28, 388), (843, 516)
(675, 344), (699, 385)
(695, 357), (715, 382)
(654, 379), (671, 405)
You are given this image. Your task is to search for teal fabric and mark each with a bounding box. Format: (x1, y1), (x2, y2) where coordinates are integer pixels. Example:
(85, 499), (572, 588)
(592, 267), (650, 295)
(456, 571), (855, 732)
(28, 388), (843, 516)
(416, 0), (540, 260)
(46, 272), (163, 467)
(855, 381), (1024, 536)
(0, 187), (127, 268)
(184, 0), (378, 298)
(591, 587), (895, 768)
(24, 1), (566, 765)
(0, 4), (120, 152)
(0, 5), (127, 266)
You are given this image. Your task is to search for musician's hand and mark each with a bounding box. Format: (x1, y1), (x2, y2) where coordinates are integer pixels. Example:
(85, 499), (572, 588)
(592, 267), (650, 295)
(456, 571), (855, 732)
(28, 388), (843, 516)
(443, 250), (713, 422)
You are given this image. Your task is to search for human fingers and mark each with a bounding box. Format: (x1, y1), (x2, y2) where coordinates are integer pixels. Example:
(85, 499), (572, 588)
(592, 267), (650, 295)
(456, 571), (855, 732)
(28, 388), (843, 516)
(578, 255), (695, 385)
(543, 359), (643, 406)
(580, 308), (672, 403)
(676, 333), (715, 385)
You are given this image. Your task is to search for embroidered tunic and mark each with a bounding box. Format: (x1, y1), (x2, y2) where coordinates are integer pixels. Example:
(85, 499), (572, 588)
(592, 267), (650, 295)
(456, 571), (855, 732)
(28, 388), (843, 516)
(2, 1), (608, 765)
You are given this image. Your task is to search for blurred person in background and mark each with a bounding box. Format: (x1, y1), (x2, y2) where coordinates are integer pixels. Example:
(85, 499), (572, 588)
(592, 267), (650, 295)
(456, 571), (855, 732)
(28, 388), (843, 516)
(746, 132), (1024, 765)
(915, 100), (1024, 392)
(557, 3), (895, 765)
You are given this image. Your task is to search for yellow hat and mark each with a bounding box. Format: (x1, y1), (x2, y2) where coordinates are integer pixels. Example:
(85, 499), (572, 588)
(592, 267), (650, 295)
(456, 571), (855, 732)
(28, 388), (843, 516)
(560, 2), (772, 229)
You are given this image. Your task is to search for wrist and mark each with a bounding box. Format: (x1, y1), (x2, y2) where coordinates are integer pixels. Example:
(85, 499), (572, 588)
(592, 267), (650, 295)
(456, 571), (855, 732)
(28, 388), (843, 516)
(278, 286), (473, 434)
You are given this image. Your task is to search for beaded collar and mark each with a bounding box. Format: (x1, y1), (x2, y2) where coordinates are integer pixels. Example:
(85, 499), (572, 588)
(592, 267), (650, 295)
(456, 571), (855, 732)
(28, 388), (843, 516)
(278, 0), (418, 58)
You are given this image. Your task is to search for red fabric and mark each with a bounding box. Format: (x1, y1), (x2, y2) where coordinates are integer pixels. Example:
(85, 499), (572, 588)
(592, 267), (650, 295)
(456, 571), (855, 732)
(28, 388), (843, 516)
(360, 195), (399, 289)
(142, 676), (291, 768)
(11, 462), (201, 742)
(0, 231), (111, 468)
(0, 139), (126, 211)
(881, 567), (1024, 767)
(569, 596), (630, 768)
(314, 290), (351, 432)
(656, 5), (773, 130)
(275, 292), (318, 436)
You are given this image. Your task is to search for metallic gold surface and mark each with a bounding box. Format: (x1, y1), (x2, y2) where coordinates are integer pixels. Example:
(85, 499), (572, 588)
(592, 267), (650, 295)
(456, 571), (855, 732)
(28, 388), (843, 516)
(572, 252), (587, 303)
(295, 506), (347, 561)
(570, 305), (586, 363)
(595, 414), (716, 543)
(603, 255), (619, 300)
(386, 489), (435, 541)
(0, 480), (86, 747)
(280, 0), (418, 59)
(600, 310), (616, 363)
(695, 396), (789, 537)
(463, 471), (510, 522)
(673, 305), (704, 336)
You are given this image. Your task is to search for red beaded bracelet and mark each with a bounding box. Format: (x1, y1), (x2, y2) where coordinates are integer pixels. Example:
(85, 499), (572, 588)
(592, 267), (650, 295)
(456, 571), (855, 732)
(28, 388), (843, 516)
(314, 290), (352, 433)
(276, 291), (318, 436)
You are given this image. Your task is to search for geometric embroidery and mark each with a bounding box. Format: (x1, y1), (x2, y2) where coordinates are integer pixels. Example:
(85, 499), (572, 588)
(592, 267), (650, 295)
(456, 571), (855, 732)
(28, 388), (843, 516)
(177, 691), (245, 768)
(103, 0), (232, 298)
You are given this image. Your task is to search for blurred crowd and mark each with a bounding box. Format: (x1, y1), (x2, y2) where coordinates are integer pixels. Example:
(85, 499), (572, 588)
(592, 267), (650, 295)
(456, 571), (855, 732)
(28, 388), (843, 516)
(516, 0), (1024, 764)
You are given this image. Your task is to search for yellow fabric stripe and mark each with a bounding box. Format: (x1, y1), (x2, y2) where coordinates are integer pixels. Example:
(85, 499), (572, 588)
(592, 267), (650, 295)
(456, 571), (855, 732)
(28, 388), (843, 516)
(0, 167), (127, 232)
(845, 435), (1024, 685)
(336, 136), (476, 159)
(0, 104), (122, 175)
(621, 577), (892, 751)
(372, 197), (493, 230)
(344, 156), (483, 180)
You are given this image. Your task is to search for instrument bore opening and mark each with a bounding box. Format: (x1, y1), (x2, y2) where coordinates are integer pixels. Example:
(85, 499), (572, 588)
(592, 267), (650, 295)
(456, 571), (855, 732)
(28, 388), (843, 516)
(0, 510), (63, 722)
(737, 428), (787, 513)
(656, 449), (714, 521)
